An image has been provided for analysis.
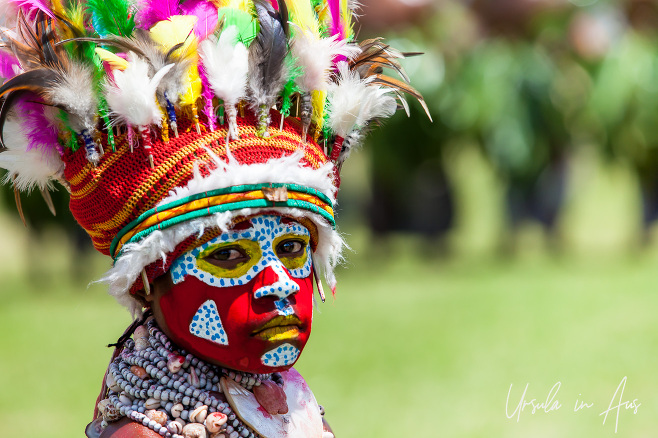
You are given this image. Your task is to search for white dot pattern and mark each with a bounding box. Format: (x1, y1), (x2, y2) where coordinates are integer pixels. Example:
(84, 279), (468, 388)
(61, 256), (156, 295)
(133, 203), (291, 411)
(260, 343), (301, 367)
(189, 300), (228, 345)
(170, 215), (312, 288)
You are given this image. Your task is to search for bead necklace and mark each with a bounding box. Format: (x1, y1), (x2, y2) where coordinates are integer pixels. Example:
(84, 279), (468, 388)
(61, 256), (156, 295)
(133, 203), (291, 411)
(96, 318), (280, 438)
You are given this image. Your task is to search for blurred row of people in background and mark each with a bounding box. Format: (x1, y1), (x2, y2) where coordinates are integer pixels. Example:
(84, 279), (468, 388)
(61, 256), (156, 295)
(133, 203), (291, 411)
(358, 0), (658, 249)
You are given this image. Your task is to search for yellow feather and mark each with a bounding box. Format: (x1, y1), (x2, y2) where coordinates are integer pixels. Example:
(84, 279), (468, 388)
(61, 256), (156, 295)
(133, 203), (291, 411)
(316, 4), (330, 30)
(340, 0), (353, 40)
(149, 15), (199, 53)
(150, 16), (202, 107)
(51, 0), (65, 18)
(52, 0), (85, 40)
(211, 0), (251, 11)
(311, 89), (326, 131)
(180, 66), (203, 107)
(95, 48), (129, 71)
(285, 0), (319, 36)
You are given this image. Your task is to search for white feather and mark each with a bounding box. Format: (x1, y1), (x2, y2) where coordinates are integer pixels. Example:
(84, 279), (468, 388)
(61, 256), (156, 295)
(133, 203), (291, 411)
(199, 26), (249, 139)
(0, 118), (64, 191)
(45, 62), (98, 132)
(355, 84), (397, 127)
(292, 28), (360, 93)
(327, 61), (396, 137)
(0, 0), (18, 30)
(327, 61), (371, 137)
(199, 26), (249, 107)
(105, 53), (174, 127)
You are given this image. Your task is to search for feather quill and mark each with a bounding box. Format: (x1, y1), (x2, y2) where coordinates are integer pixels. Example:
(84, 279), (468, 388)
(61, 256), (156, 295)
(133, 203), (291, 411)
(247, 0), (289, 137)
(135, 0), (181, 31)
(199, 25), (248, 139)
(198, 63), (216, 131)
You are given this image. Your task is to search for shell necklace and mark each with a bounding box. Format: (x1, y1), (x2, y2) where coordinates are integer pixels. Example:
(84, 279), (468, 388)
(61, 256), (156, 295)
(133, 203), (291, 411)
(89, 318), (278, 438)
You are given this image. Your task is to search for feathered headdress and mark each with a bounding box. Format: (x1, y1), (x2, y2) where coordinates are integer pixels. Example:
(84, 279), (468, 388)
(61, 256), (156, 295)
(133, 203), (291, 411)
(0, 0), (429, 313)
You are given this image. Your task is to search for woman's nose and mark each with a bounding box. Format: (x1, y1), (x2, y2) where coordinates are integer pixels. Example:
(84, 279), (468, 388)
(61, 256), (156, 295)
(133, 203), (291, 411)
(253, 261), (300, 300)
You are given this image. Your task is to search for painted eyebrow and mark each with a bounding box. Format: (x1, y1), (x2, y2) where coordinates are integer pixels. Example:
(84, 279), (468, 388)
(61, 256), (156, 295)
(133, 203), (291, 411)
(230, 220), (254, 232)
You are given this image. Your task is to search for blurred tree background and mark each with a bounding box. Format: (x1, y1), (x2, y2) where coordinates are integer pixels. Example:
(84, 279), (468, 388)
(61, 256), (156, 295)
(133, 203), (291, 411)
(3, 1), (658, 437)
(334, 0), (658, 255)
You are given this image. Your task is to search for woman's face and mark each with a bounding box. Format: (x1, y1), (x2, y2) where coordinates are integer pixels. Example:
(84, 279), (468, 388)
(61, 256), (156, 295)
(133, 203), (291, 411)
(148, 214), (315, 373)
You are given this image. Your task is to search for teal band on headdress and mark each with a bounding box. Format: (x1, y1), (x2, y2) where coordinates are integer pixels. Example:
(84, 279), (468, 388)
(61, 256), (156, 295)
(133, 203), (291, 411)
(110, 183), (335, 260)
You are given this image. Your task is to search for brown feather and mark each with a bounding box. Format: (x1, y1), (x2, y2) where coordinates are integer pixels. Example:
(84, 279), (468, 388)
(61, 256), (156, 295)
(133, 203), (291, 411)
(350, 39), (410, 83)
(370, 74), (432, 121)
(40, 187), (57, 216)
(0, 69), (59, 99)
(13, 179), (27, 228)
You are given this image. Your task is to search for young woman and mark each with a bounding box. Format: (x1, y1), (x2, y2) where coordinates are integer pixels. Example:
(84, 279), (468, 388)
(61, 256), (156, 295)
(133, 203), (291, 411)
(0, 0), (426, 436)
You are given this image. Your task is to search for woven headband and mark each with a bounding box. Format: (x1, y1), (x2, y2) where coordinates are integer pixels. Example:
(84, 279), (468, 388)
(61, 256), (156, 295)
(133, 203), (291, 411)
(110, 182), (335, 259)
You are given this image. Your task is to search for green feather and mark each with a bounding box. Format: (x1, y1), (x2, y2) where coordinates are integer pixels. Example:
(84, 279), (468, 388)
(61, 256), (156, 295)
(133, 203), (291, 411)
(280, 56), (302, 117)
(280, 78), (299, 118)
(217, 8), (259, 47)
(87, 0), (135, 37)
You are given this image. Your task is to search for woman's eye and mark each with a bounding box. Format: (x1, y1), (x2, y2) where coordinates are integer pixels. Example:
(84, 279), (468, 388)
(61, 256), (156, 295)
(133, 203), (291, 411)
(276, 240), (305, 257)
(209, 248), (244, 261)
(205, 247), (249, 267)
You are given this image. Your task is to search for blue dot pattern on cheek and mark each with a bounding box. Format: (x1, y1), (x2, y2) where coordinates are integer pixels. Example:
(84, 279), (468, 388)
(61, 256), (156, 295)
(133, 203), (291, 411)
(260, 343), (301, 367)
(189, 300), (229, 345)
(170, 215), (313, 287)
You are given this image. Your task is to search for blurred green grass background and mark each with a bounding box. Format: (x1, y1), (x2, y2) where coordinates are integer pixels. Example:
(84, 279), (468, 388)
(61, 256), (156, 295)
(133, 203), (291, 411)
(1, 145), (657, 437)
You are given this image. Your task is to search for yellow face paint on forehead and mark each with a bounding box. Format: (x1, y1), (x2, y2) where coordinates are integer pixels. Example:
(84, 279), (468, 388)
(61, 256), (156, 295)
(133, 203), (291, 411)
(170, 215), (313, 287)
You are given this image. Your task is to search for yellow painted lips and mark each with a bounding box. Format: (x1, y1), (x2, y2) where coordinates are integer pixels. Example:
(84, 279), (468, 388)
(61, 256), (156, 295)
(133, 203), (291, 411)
(252, 315), (302, 341)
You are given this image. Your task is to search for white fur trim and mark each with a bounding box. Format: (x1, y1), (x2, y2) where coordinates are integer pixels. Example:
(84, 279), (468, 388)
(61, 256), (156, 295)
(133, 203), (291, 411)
(99, 151), (342, 316)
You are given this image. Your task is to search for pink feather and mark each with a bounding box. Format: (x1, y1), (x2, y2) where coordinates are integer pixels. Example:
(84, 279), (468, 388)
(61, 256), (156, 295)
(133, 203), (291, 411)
(269, 0), (278, 10)
(327, 0), (343, 39)
(15, 94), (61, 154)
(9, 0), (54, 18)
(0, 50), (21, 80)
(327, 0), (348, 66)
(198, 64), (216, 131)
(135, 0), (181, 30)
(180, 0), (218, 40)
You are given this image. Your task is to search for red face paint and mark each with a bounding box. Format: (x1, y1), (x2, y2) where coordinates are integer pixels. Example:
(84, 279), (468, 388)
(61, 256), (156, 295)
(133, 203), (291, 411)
(156, 216), (315, 373)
